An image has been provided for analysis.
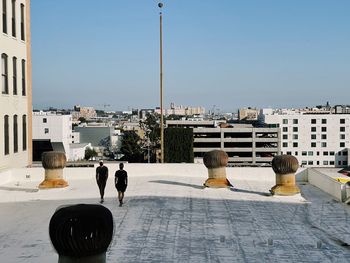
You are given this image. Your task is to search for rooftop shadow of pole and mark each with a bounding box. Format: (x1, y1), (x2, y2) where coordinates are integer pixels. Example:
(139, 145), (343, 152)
(230, 187), (272, 197)
(149, 180), (205, 190)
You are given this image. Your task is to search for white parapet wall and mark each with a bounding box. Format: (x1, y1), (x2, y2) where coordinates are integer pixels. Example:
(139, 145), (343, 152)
(308, 168), (345, 201)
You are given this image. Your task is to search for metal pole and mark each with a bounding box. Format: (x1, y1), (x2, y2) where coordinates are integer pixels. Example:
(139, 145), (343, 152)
(159, 3), (164, 163)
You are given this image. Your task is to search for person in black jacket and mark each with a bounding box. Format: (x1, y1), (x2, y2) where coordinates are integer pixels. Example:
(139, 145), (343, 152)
(115, 163), (128, 206)
(96, 160), (108, 203)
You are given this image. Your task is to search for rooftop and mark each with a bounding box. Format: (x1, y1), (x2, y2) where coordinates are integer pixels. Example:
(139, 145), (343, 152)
(1, 164), (350, 262)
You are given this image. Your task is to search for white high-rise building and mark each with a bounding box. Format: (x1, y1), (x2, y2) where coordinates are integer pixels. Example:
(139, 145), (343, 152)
(260, 109), (350, 167)
(0, 0), (32, 170)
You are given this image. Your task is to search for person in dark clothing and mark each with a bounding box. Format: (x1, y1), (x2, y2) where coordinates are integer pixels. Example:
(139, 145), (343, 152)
(115, 163), (128, 206)
(96, 160), (108, 203)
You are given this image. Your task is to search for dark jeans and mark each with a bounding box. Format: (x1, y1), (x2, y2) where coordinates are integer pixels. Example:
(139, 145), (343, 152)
(97, 177), (107, 199)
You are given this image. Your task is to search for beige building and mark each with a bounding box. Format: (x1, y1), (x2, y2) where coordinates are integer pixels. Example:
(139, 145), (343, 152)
(0, 0), (32, 170)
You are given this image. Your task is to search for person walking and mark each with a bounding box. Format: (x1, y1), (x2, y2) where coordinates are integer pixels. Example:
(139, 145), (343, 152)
(115, 163), (128, 206)
(96, 160), (108, 203)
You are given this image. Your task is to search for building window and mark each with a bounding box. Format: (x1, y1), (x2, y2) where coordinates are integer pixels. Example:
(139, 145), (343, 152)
(293, 119), (298, 124)
(317, 161), (320, 165)
(301, 161), (307, 165)
(293, 127), (298, 132)
(1, 53), (9, 94)
(293, 142), (298, 147)
(321, 127), (327, 132)
(340, 142), (345, 147)
(321, 134), (327, 140)
(311, 127), (316, 132)
(22, 115), (26, 150)
(311, 142), (316, 147)
(11, 0), (16, 37)
(43, 118), (47, 123)
(283, 119), (288, 124)
(340, 134), (345, 140)
(311, 134), (316, 140)
(308, 161), (313, 165)
(322, 119), (327, 124)
(338, 161), (342, 165)
(302, 151), (307, 156)
(295, 151), (298, 156)
(21, 59), (25, 95)
(282, 127), (288, 132)
(287, 151), (291, 155)
(20, 3), (24, 40)
(343, 161), (348, 166)
(4, 115), (9, 155)
(323, 151), (328, 156)
(2, 0), (7, 33)
(13, 114), (18, 153)
(323, 161), (328, 165)
(283, 134), (288, 140)
(308, 151), (313, 156)
(340, 127), (345, 132)
(330, 151), (335, 156)
(12, 57), (17, 95)
(293, 134), (298, 139)
(44, 128), (49, 134)
(330, 161), (334, 165)
(311, 119), (316, 124)
(340, 119), (345, 124)
(317, 151), (320, 156)
(343, 151), (348, 156)
(321, 142), (327, 147)
(283, 142), (288, 147)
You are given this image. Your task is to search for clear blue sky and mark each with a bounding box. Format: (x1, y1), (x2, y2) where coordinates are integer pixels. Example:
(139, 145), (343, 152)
(31, 0), (350, 112)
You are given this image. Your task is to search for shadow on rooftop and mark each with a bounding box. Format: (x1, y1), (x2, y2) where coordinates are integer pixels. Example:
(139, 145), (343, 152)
(149, 180), (205, 190)
(230, 187), (271, 197)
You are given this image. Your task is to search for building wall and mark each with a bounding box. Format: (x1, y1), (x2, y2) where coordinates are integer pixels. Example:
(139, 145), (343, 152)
(32, 112), (73, 156)
(262, 111), (350, 167)
(0, 0), (31, 170)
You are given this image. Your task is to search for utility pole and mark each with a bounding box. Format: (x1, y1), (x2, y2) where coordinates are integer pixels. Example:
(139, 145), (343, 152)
(158, 2), (164, 163)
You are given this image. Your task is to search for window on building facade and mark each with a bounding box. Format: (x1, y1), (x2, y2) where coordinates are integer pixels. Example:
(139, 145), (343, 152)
(2, 0), (7, 33)
(308, 161), (313, 165)
(22, 115), (26, 150)
(21, 59), (25, 95)
(308, 151), (313, 156)
(321, 142), (327, 147)
(293, 134), (298, 139)
(311, 127), (316, 132)
(293, 127), (298, 132)
(20, 3), (24, 40)
(323, 161), (328, 165)
(343, 161), (348, 166)
(340, 134), (345, 140)
(311, 142), (316, 147)
(321, 127), (327, 132)
(311, 119), (316, 124)
(321, 134), (327, 140)
(283, 119), (288, 124)
(11, 0), (16, 37)
(301, 161), (307, 165)
(323, 151), (328, 156)
(338, 161), (342, 165)
(340, 142), (345, 147)
(295, 151), (298, 156)
(317, 161), (320, 165)
(1, 53), (9, 94)
(13, 114), (18, 153)
(43, 118), (47, 123)
(340, 119), (345, 124)
(12, 56), (17, 94)
(317, 151), (320, 156)
(340, 127), (345, 132)
(302, 151), (307, 156)
(283, 134), (288, 140)
(330, 161), (334, 165)
(330, 151), (335, 156)
(283, 142), (288, 147)
(44, 128), (49, 134)
(4, 115), (9, 155)
(287, 151), (291, 155)
(282, 127), (288, 132)
(343, 151), (348, 156)
(322, 119), (327, 124)
(311, 134), (316, 140)
(293, 142), (298, 147)
(293, 119), (298, 124)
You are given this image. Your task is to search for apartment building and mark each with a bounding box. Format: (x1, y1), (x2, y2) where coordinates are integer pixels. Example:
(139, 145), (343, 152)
(167, 120), (280, 165)
(0, 0), (31, 169)
(260, 109), (350, 167)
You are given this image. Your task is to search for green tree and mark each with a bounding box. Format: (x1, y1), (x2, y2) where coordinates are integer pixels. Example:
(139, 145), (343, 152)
(164, 128), (194, 163)
(139, 113), (161, 162)
(84, 147), (97, 160)
(120, 131), (144, 163)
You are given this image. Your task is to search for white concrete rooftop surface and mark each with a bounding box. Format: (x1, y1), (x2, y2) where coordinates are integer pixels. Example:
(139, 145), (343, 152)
(1, 164), (350, 263)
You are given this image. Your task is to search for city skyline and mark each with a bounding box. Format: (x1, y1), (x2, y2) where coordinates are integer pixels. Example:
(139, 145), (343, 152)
(31, 0), (350, 112)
